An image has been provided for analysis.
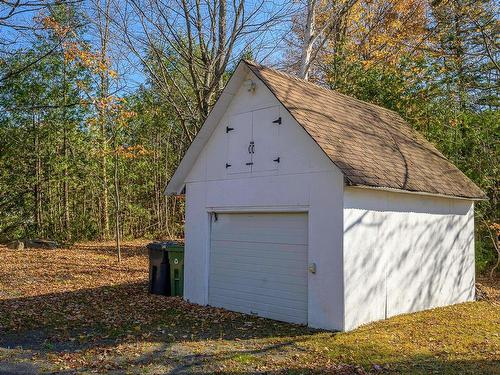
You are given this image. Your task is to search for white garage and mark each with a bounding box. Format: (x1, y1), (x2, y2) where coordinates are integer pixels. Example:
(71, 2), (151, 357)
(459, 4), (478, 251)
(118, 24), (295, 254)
(165, 60), (485, 331)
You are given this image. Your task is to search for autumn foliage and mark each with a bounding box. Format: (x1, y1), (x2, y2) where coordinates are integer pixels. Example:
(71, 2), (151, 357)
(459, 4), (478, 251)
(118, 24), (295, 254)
(0, 0), (497, 272)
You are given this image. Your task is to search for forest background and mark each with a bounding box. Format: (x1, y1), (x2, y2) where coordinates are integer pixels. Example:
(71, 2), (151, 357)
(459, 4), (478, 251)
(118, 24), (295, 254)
(0, 0), (498, 273)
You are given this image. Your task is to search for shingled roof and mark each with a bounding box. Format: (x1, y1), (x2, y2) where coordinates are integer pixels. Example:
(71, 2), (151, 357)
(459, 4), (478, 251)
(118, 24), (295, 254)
(244, 60), (485, 200)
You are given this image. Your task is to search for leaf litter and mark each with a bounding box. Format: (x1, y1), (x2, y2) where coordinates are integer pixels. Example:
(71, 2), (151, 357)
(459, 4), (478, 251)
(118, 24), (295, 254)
(0, 241), (499, 374)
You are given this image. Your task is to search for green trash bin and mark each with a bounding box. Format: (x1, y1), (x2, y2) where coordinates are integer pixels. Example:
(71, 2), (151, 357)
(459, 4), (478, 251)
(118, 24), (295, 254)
(166, 245), (184, 297)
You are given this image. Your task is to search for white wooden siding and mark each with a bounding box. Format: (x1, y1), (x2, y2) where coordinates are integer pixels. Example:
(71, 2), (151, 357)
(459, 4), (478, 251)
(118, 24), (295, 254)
(343, 187), (475, 331)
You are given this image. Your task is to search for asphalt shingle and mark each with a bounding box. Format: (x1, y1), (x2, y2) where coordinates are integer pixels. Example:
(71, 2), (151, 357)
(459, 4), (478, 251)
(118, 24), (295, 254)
(245, 60), (485, 200)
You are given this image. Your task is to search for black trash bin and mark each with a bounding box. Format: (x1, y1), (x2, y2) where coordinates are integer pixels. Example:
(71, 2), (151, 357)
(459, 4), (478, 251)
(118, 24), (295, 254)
(146, 241), (184, 296)
(147, 242), (170, 295)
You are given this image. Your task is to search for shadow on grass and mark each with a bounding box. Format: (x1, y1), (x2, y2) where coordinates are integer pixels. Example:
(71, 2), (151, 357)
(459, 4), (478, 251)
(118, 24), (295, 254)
(127, 342), (500, 374)
(0, 281), (318, 352)
(201, 359), (500, 374)
(1, 281), (498, 374)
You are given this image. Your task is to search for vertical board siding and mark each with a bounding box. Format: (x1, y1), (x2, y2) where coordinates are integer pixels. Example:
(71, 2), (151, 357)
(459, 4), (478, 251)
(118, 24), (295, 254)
(343, 187), (475, 331)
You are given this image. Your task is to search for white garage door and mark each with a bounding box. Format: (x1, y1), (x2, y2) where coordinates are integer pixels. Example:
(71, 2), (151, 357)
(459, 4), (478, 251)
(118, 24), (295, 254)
(209, 212), (308, 324)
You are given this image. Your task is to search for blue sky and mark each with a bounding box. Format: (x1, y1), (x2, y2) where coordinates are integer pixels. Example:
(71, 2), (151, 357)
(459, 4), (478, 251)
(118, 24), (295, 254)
(1, 0), (301, 95)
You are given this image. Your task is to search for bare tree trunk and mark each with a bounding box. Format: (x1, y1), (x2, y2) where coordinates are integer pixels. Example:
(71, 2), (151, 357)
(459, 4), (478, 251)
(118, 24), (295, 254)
(33, 105), (43, 236)
(100, 118), (110, 239)
(452, 2), (466, 110)
(300, 0), (317, 80)
(483, 218), (500, 279)
(154, 128), (161, 232)
(164, 122), (173, 238)
(47, 164), (53, 235)
(97, 0), (112, 240)
(63, 126), (70, 238)
(114, 148), (121, 262)
(83, 186), (87, 218)
(62, 60), (70, 240)
(298, 0), (358, 81)
(164, 152), (171, 237)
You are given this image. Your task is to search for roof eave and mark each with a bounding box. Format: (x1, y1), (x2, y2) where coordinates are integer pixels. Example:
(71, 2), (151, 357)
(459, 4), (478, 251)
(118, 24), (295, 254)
(345, 183), (487, 201)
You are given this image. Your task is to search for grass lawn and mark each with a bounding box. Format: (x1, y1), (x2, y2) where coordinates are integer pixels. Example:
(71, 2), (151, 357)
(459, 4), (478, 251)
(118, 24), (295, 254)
(0, 242), (499, 374)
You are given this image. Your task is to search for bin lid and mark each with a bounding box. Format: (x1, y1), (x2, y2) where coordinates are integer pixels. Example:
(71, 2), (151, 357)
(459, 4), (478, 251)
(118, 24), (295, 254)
(146, 241), (184, 251)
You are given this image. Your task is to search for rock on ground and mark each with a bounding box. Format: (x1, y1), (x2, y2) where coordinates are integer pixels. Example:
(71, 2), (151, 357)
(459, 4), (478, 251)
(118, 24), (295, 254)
(6, 241), (24, 251)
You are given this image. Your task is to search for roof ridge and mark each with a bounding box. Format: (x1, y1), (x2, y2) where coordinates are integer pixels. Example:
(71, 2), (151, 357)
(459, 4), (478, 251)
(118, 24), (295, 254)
(243, 59), (404, 120)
